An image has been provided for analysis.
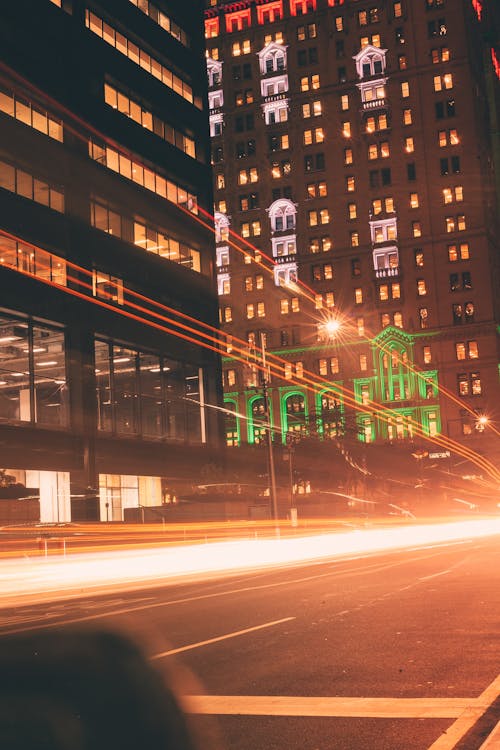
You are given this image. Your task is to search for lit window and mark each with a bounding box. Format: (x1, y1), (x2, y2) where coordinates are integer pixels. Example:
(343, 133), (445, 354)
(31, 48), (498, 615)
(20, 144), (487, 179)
(348, 202), (357, 219)
(410, 192), (419, 208)
(355, 288), (363, 304)
(342, 121), (351, 138)
(417, 279), (427, 296)
(405, 137), (414, 153)
(401, 81), (410, 97)
(412, 221), (422, 238)
(403, 108), (412, 125)
(468, 340), (479, 359)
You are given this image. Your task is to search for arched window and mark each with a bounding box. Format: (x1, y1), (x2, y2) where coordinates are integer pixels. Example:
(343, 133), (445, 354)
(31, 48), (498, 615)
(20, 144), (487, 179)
(317, 390), (343, 438)
(248, 395), (267, 444)
(224, 398), (240, 447)
(282, 392), (307, 435)
(206, 58), (222, 88)
(260, 44), (287, 74)
(268, 199), (296, 232)
(214, 212), (230, 243)
(354, 44), (387, 80)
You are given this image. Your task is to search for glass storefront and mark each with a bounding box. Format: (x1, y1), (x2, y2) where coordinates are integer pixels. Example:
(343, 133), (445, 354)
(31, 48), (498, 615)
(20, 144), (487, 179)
(95, 340), (205, 443)
(0, 313), (68, 427)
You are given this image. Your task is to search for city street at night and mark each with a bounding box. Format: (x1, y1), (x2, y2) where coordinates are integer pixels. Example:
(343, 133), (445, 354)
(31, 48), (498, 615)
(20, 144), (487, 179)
(1, 521), (500, 750)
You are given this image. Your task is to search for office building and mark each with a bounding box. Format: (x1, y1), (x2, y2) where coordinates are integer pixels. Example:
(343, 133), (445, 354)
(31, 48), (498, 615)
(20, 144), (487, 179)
(0, 0), (221, 521)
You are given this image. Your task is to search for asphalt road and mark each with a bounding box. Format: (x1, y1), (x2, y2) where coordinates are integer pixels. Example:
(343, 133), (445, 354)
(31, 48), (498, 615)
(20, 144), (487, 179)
(1, 533), (500, 750)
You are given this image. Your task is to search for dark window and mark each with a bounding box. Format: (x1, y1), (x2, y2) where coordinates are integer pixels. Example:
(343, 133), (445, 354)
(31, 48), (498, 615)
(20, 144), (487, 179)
(336, 40), (345, 58)
(297, 50), (307, 66)
(280, 330), (289, 346)
(462, 271), (472, 289)
(369, 170), (379, 188)
(446, 99), (455, 117)
(213, 146), (223, 162)
(381, 168), (392, 185)
(232, 66), (241, 80)
(246, 114), (254, 130)
(243, 63), (252, 79)
(283, 186), (293, 199)
(309, 48), (318, 64)
(247, 139), (256, 155)
(272, 188), (281, 201)
(351, 258), (361, 276)
(304, 155), (313, 172)
(440, 158), (449, 175)
(338, 66), (347, 83)
(235, 117), (244, 133)
(449, 273), (459, 291)
(407, 163), (416, 180)
(451, 155), (460, 173)
(395, 26), (405, 43)
(374, 60), (383, 74)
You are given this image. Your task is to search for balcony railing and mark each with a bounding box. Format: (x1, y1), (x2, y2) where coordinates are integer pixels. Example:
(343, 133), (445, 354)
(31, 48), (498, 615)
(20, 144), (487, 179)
(362, 97), (388, 111)
(375, 266), (400, 279)
(263, 91), (287, 104)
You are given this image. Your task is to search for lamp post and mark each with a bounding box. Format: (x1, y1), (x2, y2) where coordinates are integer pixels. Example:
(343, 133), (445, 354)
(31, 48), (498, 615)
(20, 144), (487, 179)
(285, 432), (298, 526)
(261, 334), (279, 522)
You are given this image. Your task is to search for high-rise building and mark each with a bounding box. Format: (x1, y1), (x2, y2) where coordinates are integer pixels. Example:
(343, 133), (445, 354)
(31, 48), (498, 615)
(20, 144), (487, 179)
(205, 0), (500, 484)
(0, 0), (221, 522)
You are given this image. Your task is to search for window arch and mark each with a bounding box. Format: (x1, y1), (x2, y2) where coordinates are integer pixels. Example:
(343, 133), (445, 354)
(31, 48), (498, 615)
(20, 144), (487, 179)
(224, 398), (240, 447)
(316, 389), (343, 438)
(214, 212), (230, 243)
(354, 44), (387, 79)
(247, 394), (268, 444)
(378, 342), (412, 403)
(206, 58), (222, 88)
(282, 391), (307, 435)
(259, 42), (287, 75)
(268, 198), (296, 232)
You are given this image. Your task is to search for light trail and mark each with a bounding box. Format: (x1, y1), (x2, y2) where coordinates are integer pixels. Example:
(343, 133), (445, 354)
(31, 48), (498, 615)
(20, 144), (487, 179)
(1, 517), (500, 606)
(2, 225), (499, 483)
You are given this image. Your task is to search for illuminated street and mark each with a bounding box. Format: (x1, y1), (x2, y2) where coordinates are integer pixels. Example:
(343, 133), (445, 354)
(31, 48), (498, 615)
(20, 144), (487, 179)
(1, 520), (500, 749)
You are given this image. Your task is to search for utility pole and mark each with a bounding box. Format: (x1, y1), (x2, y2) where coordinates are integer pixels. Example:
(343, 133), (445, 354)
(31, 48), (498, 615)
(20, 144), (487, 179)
(261, 334), (279, 521)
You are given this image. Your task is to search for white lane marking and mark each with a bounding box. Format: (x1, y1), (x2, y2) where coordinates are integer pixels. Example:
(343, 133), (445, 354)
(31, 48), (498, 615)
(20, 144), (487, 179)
(427, 673), (500, 750)
(182, 695), (478, 719)
(479, 720), (500, 749)
(418, 570), (453, 582)
(151, 617), (295, 659)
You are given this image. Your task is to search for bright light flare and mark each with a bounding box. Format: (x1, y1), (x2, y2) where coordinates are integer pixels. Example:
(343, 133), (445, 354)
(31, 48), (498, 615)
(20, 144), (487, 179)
(323, 318), (342, 337)
(2, 518), (500, 607)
